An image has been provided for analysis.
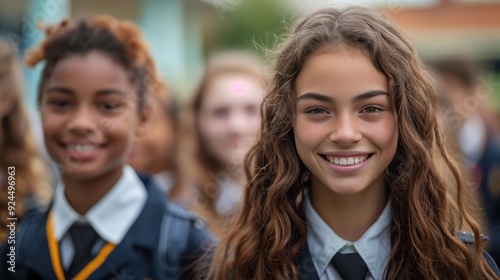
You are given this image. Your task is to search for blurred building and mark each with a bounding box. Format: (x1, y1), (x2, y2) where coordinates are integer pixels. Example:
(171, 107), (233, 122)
(382, 0), (500, 123)
(383, 0), (500, 60)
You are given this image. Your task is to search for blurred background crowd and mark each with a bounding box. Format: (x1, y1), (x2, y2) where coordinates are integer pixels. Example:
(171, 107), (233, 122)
(1, 0), (500, 265)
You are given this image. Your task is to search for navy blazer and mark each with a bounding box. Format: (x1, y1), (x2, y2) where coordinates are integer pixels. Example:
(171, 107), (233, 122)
(297, 240), (500, 279)
(0, 174), (212, 280)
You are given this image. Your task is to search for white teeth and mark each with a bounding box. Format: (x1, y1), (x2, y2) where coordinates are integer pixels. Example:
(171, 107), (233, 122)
(326, 155), (369, 166)
(67, 145), (96, 152)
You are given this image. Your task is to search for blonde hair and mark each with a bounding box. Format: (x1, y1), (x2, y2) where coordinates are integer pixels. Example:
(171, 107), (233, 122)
(0, 40), (52, 242)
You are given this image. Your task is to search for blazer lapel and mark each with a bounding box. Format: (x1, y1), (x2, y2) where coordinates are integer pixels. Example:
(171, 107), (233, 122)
(90, 176), (166, 279)
(298, 243), (320, 280)
(24, 213), (59, 280)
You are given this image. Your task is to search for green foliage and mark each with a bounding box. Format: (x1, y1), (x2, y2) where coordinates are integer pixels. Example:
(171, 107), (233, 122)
(205, 0), (293, 54)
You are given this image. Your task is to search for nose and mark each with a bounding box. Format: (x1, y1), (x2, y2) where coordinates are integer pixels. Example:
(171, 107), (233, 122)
(67, 105), (98, 135)
(227, 110), (251, 136)
(329, 112), (362, 146)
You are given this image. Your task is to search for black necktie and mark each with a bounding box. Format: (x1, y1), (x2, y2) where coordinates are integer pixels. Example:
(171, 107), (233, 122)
(66, 223), (99, 278)
(331, 252), (368, 280)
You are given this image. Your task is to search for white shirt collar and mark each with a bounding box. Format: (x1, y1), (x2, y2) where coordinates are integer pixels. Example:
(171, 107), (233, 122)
(52, 165), (148, 244)
(153, 171), (174, 194)
(304, 194), (391, 279)
(215, 177), (243, 216)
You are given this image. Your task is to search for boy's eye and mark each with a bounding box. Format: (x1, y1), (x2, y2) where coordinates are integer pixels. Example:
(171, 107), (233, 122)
(306, 107), (328, 115)
(361, 106), (383, 114)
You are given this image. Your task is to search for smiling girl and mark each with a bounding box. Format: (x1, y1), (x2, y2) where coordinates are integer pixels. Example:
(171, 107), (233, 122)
(208, 6), (499, 280)
(2, 17), (211, 280)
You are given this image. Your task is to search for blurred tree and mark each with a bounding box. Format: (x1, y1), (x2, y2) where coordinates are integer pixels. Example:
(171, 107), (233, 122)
(200, 0), (293, 57)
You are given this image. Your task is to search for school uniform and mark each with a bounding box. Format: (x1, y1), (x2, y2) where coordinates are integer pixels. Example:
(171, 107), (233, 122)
(0, 165), (212, 280)
(297, 194), (500, 279)
(475, 136), (500, 264)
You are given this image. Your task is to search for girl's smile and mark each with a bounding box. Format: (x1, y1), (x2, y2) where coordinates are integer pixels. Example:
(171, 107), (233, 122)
(41, 51), (149, 181)
(63, 142), (105, 162)
(320, 152), (374, 173)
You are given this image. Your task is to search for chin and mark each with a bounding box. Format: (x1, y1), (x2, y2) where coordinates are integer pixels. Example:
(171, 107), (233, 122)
(326, 180), (370, 196)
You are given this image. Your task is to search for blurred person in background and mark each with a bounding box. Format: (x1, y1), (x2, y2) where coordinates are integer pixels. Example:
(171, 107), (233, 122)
(184, 51), (268, 237)
(430, 57), (500, 264)
(0, 39), (52, 243)
(128, 84), (194, 207)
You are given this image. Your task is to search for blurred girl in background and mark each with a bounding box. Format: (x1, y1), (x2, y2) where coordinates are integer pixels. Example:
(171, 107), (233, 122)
(185, 52), (268, 237)
(128, 85), (194, 206)
(0, 40), (51, 242)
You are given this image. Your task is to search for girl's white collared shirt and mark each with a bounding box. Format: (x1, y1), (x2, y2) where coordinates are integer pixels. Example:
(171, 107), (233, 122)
(304, 195), (391, 280)
(52, 165), (147, 269)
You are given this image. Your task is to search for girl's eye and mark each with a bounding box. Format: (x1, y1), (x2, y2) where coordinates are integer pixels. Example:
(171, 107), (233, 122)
(361, 106), (383, 114)
(48, 100), (71, 108)
(213, 107), (230, 118)
(306, 108), (328, 115)
(99, 102), (120, 111)
(245, 105), (259, 116)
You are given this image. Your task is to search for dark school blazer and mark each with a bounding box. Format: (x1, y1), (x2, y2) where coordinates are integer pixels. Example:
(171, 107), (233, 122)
(297, 234), (500, 280)
(0, 174), (212, 280)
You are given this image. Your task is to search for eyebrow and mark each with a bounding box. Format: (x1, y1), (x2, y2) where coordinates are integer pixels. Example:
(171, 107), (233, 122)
(45, 87), (128, 97)
(297, 92), (334, 103)
(297, 90), (388, 103)
(352, 90), (388, 103)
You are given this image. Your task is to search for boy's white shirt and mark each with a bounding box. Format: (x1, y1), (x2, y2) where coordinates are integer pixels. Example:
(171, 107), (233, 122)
(52, 165), (147, 268)
(305, 194), (391, 280)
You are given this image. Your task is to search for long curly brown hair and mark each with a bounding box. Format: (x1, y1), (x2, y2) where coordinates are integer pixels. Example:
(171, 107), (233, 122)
(0, 40), (52, 242)
(209, 6), (498, 280)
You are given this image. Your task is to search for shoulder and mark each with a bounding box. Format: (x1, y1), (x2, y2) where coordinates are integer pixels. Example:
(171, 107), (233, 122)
(16, 208), (47, 240)
(140, 171), (213, 254)
(164, 201), (213, 248)
(483, 250), (500, 276)
(457, 232), (500, 276)
(160, 201), (214, 278)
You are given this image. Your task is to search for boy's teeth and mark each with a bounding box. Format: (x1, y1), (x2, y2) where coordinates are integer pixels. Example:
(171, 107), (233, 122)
(68, 144), (96, 152)
(327, 155), (368, 166)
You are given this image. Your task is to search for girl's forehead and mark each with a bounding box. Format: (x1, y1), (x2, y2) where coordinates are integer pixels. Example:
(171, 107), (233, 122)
(48, 52), (132, 86)
(202, 74), (264, 104)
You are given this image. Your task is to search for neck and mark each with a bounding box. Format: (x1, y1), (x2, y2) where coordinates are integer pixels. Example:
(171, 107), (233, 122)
(310, 177), (388, 242)
(227, 165), (246, 185)
(62, 167), (123, 215)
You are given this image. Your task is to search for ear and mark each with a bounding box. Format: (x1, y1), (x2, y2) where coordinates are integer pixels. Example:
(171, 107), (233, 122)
(135, 100), (153, 137)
